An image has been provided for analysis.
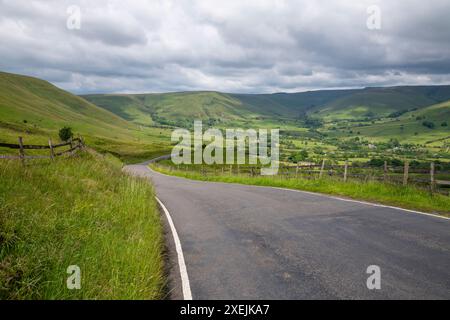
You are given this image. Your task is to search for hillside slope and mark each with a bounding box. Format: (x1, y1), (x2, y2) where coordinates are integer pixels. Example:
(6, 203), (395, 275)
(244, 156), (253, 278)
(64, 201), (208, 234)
(83, 91), (260, 127)
(354, 99), (450, 144)
(315, 86), (450, 120)
(0, 71), (138, 139)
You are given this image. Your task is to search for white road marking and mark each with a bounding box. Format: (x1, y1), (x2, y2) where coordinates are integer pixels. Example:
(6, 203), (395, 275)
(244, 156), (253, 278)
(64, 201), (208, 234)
(149, 167), (449, 221)
(155, 197), (193, 300)
(271, 187), (450, 221)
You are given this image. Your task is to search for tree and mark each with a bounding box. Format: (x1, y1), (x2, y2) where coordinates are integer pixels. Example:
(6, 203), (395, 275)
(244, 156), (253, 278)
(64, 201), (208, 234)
(442, 122), (448, 127)
(59, 127), (73, 142)
(289, 149), (309, 163)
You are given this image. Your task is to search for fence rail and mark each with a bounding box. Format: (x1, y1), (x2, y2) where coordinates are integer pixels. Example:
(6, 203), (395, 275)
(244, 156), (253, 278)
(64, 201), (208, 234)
(0, 136), (85, 162)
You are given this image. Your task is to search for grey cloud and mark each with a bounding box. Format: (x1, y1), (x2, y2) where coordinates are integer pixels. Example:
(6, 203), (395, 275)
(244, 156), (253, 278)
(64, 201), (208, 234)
(0, 0), (449, 94)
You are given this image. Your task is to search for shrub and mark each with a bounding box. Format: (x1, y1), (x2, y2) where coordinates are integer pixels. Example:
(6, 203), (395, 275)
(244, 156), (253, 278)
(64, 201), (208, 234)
(59, 126), (73, 141)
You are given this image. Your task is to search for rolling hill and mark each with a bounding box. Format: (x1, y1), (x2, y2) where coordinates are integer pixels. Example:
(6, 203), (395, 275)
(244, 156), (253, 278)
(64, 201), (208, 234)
(83, 91), (260, 128)
(83, 85), (450, 126)
(313, 86), (450, 121)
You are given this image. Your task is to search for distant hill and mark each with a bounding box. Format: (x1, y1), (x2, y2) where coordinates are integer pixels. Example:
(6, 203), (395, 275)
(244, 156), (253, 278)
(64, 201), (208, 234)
(83, 91), (257, 128)
(313, 86), (450, 120)
(83, 85), (450, 125)
(230, 90), (357, 117)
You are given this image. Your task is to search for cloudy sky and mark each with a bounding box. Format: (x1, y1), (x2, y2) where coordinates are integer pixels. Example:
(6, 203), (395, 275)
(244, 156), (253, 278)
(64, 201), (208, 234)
(1, 0), (450, 94)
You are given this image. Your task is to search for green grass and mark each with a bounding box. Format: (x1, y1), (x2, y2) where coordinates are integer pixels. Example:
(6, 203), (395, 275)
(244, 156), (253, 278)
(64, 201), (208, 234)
(151, 164), (450, 216)
(0, 152), (165, 299)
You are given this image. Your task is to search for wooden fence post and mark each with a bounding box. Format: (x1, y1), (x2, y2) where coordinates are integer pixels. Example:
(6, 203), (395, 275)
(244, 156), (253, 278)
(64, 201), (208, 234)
(319, 159), (325, 178)
(296, 163), (299, 178)
(237, 164), (240, 175)
(48, 138), (55, 160)
(430, 162), (435, 193)
(18, 136), (25, 165)
(403, 161), (409, 186)
(76, 135), (82, 151)
(383, 161), (388, 182)
(229, 165), (232, 175)
(344, 160), (348, 182)
(69, 137), (74, 156)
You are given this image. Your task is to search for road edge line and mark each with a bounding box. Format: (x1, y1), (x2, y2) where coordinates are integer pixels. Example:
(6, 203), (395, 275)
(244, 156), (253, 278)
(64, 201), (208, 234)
(155, 197), (193, 300)
(271, 187), (450, 220)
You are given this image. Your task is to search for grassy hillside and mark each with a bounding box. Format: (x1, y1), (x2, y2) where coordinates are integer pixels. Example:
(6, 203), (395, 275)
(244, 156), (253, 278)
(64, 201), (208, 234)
(78, 94), (155, 127)
(353, 100), (450, 144)
(0, 71), (172, 163)
(231, 90), (357, 117)
(0, 72), (136, 137)
(84, 91), (259, 128)
(313, 86), (450, 120)
(0, 153), (164, 299)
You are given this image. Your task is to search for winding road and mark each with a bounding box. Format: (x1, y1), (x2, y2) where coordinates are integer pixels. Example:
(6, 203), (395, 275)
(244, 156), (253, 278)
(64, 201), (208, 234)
(124, 162), (450, 300)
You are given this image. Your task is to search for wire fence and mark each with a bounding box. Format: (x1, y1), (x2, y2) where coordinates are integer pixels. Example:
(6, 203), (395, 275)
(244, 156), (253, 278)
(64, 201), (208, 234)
(154, 159), (450, 195)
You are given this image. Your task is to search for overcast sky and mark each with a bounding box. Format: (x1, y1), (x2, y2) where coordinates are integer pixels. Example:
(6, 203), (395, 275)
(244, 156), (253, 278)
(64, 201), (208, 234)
(1, 0), (450, 94)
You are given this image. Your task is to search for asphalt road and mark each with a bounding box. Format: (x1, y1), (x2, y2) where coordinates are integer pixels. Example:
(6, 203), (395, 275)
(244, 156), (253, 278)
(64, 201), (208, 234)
(124, 163), (450, 300)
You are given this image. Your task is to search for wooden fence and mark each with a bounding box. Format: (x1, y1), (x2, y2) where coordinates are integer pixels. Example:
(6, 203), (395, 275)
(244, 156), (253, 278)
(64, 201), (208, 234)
(0, 136), (85, 163)
(155, 159), (450, 195)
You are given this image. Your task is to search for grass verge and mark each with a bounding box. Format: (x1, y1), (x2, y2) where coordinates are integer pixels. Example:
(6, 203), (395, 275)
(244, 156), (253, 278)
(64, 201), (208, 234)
(0, 152), (164, 299)
(151, 164), (450, 217)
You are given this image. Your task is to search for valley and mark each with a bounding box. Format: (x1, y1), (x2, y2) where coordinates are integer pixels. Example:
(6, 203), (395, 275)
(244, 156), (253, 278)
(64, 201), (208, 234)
(82, 86), (450, 166)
